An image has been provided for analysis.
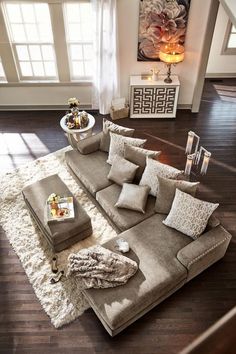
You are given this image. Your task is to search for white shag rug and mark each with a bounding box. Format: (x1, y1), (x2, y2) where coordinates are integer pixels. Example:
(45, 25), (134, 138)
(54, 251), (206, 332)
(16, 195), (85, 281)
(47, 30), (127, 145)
(0, 146), (117, 328)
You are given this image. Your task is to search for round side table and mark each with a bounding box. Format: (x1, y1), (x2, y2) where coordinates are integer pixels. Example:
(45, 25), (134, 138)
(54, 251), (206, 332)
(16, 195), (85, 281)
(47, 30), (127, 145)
(60, 113), (95, 149)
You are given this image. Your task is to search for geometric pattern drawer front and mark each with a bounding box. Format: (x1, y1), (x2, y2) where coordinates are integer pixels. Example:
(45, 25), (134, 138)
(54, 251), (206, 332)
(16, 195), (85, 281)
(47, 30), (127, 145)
(133, 87), (176, 114)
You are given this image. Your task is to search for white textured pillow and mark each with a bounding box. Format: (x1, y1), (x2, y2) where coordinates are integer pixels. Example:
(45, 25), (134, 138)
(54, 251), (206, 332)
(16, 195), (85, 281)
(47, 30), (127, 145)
(107, 133), (146, 165)
(100, 118), (135, 152)
(139, 157), (183, 196)
(163, 189), (219, 239)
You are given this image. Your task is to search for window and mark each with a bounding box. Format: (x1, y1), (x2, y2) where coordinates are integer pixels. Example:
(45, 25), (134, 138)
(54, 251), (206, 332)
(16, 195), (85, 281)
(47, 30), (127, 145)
(64, 2), (93, 80)
(0, 58), (7, 82)
(222, 21), (236, 54)
(3, 2), (58, 81)
(227, 24), (236, 48)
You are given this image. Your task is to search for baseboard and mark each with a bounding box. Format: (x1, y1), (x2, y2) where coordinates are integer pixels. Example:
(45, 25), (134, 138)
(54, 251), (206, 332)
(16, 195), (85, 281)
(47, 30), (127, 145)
(0, 104), (192, 112)
(205, 73), (236, 78)
(0, 104), (93, 111)
(177, 104), (192, 110)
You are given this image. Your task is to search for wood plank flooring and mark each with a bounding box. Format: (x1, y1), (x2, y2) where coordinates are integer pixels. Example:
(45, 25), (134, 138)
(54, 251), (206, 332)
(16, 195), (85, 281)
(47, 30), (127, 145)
(0, 79), (235, 354)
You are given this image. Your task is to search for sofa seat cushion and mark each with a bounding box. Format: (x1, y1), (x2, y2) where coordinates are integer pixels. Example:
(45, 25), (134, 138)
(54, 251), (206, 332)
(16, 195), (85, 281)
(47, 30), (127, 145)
(96, 184), (156, 231)
(65, 150), (113, 196)
(83, 214), (191, 334)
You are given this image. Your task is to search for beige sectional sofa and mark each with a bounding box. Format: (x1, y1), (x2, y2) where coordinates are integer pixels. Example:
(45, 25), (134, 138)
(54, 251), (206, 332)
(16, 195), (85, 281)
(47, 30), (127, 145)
(65, 132), (232, 336)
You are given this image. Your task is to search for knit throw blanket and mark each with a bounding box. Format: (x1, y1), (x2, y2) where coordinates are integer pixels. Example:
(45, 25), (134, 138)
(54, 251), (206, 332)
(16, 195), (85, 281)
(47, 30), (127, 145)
(67, 245), (138, 289)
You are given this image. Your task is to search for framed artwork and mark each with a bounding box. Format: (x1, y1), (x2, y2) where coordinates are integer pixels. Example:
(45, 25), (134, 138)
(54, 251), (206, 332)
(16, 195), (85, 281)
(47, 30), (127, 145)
(137, 0), (191, 61)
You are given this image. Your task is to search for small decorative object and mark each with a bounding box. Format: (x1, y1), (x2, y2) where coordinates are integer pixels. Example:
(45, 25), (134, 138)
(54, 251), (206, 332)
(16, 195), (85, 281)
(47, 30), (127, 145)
(51, 255), (58, 274)
(80, 111), (89, 128)
(184, 131), (211, 176)
(46, 193), (74, 222)
(159, 42), (185, 83)
(116, 238), (130, 253)
(110, 97), (129, 121)
(68, 97), (80, 109)
(50, 270), (64, 284)
(151, 68), (160, 81)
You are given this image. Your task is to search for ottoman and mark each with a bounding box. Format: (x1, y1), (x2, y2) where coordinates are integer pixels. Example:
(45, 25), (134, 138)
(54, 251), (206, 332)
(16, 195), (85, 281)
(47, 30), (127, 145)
(22, 174), (92, 252)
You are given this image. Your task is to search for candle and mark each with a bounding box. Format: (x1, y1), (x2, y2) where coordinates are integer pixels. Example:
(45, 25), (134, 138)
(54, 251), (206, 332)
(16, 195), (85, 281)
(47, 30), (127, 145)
(185, 154), (194, 176)
(200, 151), (211, 175)
(185, 131), (194, 154)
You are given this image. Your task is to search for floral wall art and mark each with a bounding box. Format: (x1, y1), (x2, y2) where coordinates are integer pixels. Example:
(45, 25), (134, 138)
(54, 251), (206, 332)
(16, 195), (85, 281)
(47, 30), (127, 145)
(137, 0), (191, 61)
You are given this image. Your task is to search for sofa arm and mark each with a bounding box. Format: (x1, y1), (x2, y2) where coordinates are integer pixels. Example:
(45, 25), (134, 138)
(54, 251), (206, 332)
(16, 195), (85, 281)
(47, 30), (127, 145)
(177, 225), (231, 281)
(76, 132), (103, 155)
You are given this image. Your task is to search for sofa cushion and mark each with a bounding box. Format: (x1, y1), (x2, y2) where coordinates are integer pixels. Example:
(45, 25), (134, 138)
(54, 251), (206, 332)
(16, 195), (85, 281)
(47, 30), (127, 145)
(139, 157), (183, 196)
(124, 145), (161, 182)
(100, 118), (135, 152)
(107, 156), (138, 186)
(83, 214), (190, 333)
(163, 189), (219, 239)
(107, 133), (146, 165)
(115, 183), (150, 214)
(96, 184), (156, 231)
(65, 149), (113, 196)
(155, 176), (199, 214)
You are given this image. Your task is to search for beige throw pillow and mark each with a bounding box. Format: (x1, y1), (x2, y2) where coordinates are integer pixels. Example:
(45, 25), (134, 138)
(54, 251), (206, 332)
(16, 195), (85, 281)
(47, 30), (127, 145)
(124, 145), (161, 182)
(139, 157), (183, 196)
(115, 183), (150, 214)
(107, 133), (146, 165)
(107, 156), (139, 186)
(155, 176), (199, 214)
(100, 118), (135, 152)
(163, 189), (219, 239)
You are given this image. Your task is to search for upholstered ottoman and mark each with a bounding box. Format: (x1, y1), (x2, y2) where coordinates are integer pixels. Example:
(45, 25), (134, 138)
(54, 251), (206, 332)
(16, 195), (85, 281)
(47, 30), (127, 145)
(22, 174), (92, 252)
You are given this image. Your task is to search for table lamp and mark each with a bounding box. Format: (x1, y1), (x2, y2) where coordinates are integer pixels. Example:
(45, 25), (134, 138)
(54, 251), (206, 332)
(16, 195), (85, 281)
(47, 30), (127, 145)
(159, 43), (185, 83)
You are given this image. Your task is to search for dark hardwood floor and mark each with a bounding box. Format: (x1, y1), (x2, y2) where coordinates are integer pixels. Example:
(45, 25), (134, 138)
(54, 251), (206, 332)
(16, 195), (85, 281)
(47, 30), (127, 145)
(0, 79), (236, 354)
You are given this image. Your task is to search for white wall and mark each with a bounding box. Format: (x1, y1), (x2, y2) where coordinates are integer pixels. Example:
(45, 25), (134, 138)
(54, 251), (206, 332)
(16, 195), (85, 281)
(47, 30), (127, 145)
(207, 4), (236, 76)
(0, 0), (212, 109)
(0, 84), (91, 109)
(118, 0), (212, 106)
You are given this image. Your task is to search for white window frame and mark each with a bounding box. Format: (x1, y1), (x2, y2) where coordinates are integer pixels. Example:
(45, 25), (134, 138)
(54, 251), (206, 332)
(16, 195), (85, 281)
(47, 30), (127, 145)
(0, 0), (94, 85)
(63, 1), (93, 81)
(13, 43), (58, 81)
(2, 1), (59, 82)
(0, 57), (7, 82)
(222, 20), (236, 55)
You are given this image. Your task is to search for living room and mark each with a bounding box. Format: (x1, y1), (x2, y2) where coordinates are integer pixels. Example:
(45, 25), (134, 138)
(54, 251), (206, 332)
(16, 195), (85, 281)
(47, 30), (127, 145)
(0, 0), (236, 353)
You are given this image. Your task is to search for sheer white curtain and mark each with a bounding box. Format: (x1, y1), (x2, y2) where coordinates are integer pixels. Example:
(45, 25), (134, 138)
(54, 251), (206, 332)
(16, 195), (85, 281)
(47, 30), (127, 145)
(92, 0), (120, 115)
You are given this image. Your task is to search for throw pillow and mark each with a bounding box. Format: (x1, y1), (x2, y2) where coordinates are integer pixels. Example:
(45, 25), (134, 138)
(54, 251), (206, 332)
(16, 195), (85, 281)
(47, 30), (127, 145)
(107, 133), (146, 165)
(107, 156), (139, 186)
(139, 156), (183, 196)
(124, 145), (161, 182)
(100, 118), (135, 152)
(155, 176), (200, 214)
(115, 183), (150, 214)
(163, 189), (219, 239)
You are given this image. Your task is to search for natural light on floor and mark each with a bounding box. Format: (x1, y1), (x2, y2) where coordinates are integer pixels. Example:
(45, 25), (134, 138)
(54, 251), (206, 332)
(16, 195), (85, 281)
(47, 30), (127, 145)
(213, 84), (236, 103)
(0, 132), (49, 172)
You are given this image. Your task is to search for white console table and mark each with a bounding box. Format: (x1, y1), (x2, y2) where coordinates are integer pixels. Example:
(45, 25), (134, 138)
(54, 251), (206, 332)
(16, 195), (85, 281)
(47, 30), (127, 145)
(130, 75), (180, 118)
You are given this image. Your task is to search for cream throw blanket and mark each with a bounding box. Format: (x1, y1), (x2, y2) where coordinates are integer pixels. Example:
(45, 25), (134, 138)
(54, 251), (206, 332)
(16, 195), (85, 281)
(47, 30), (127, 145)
(67, 245), (138, 289)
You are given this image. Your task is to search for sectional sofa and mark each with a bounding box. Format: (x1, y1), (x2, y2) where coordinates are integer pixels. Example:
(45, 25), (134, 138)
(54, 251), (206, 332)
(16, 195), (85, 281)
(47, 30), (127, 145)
(65, 130), (232, 337)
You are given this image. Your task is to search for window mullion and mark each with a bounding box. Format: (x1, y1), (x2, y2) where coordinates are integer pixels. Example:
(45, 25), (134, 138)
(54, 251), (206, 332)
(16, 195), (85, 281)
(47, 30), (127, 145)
(0, 5), (19, 82)
(49, 2), (70, 82)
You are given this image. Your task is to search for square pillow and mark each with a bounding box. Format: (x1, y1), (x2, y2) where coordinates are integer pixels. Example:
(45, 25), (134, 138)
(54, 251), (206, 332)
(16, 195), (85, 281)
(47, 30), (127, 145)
(107, 133), (146, 165)
(100, 118), (135, 152)
(139, 156), (183, 196)
(115, 183), (150, 214)
(155, 176), (200, 214)
(163, 189), (219, 239)
(124, 145), (161, 182)
(107, 156), (139, 186)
